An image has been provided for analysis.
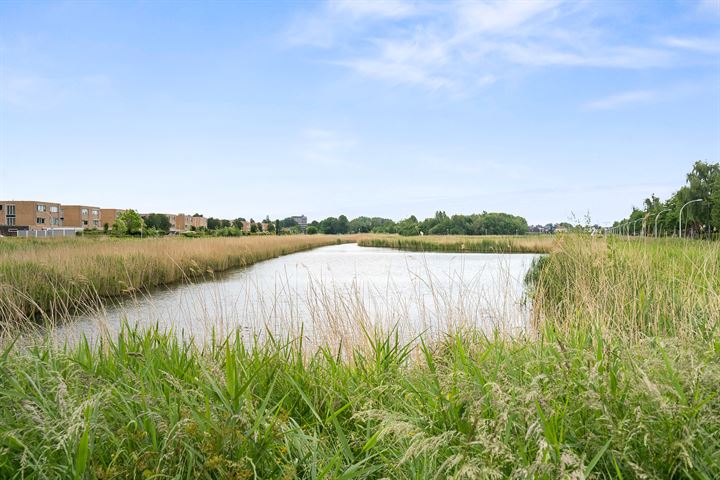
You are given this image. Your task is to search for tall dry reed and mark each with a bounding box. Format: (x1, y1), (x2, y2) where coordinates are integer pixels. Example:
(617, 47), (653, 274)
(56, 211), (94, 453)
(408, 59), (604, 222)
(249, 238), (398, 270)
(0, 235), (354, 323)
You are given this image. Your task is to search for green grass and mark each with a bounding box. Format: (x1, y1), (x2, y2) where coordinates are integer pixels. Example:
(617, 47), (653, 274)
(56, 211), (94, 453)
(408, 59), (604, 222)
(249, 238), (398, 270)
(1, 235), (719, 478)
(1, 325), (717, 479)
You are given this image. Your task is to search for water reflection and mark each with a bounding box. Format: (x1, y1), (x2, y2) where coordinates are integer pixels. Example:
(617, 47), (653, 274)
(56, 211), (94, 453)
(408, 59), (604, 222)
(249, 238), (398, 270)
(53, 244), (539, 346)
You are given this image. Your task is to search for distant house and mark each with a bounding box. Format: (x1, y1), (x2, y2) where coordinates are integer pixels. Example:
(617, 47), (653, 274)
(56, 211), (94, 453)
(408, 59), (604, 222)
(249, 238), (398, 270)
(100, 208), (126, 229)
(175, 213), (192, 232)
(0, 199), (63, 232)
(62, 205), (102, 229)
(191, 214), (207, 229)
(291, 215), (308, 232)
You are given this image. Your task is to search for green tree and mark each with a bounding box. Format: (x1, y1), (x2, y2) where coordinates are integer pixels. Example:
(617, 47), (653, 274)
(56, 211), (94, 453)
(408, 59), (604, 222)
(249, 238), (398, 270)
(397, 216), (420, 236)
(144, 213), (171, 233)
(306, 225), (318, 235)
(114, 209), (144, 236)
(281, 217), (299, 229)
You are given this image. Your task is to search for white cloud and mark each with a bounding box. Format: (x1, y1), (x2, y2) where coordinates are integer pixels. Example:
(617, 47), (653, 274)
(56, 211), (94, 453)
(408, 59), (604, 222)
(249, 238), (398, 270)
(287, 0), (717, 93)
(301, 129), (357, 166)
(501, 44), (670, 68)
(582, 90), (656, 110)
(329, 0), (418, 18)
(454, 0), (561, 35)
(660, 36), (720, 54)
(0, 71), (112, 109)
(698, 0), (720, 15)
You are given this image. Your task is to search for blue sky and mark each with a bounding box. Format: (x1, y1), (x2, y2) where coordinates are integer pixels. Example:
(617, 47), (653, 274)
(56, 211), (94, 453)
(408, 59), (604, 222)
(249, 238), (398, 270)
(1, 0), (718, 225)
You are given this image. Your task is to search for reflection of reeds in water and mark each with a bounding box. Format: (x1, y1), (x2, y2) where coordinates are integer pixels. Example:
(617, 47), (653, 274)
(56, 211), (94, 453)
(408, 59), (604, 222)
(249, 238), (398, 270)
(45, 253), (536, 353)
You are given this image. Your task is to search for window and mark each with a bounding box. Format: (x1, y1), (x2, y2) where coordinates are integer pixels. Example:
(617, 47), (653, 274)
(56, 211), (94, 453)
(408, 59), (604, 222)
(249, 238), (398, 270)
(37, 217), (45, 224)
(37, 205), (46, 212)
(93, 220), (100, 226)
(92, 210), (99, 216)
(83, 220), (88, 226)
(5, 205), (15, 226)
(52, 218), (60, 225)
(50, 206), (58, 213)
(81, 208), (89, 216)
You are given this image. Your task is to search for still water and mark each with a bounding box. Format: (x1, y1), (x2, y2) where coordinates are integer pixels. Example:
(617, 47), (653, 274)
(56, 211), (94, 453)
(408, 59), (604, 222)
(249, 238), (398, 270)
(54, 244), (539, 345)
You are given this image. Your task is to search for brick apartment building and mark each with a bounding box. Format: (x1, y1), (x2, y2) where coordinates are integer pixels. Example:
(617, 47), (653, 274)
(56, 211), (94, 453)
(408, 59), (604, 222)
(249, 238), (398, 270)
(175, 213), (192, 232)
(2, 199), (208, 236)
(191, 214), (207, 229)
(0, 200), (63, 233)
(62, 205), (101, 229)
(100, 208), (125, 229)
(141, 213), (207, 232)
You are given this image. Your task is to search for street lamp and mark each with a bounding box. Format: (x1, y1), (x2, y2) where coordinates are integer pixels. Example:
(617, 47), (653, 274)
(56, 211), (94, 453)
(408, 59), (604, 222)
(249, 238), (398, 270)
(653, 209), (671, 238)
(679, 199), (703, 238)
(631, 217), (644, 237)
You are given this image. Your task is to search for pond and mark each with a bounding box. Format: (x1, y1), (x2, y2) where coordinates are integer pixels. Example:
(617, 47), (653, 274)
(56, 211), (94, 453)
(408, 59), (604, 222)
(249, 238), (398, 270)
(53, 244), (539, 346)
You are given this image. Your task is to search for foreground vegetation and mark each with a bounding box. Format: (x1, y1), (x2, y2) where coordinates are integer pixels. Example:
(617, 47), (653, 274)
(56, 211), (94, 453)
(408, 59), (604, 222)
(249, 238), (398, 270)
(0, 235), (718, 478)
(0, 235), (350, 324)
(358, 234), (556, 254)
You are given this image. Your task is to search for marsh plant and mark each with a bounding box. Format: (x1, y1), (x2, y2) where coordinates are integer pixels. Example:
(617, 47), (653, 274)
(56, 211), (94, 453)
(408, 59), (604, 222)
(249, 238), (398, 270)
(0, 235), (718, 478)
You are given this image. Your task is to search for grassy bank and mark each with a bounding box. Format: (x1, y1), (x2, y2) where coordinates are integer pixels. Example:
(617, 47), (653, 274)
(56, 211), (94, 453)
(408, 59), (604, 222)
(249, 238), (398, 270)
(357, 234), (556, 254)
(0, 235), (350, 324)
(1, 324), (717, 478)
(0, 236), (719, 478)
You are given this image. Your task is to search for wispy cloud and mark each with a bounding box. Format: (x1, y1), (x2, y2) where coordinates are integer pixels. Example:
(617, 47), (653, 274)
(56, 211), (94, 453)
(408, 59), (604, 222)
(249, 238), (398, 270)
(288, 0), (715, 93)
(301, 128), (357, 167)
(328, 0), (418, 19)
(582, 90), (657, 110)
(0, 70), (112, 109)
(660, 36), (720, 54)
(698, 0), (720, 15)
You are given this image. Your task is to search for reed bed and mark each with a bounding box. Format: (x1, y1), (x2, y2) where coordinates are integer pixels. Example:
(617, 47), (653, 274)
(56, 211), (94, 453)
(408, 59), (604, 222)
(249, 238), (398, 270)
(358, 234), (557, 254)
(0, 235), (718, 478)
(529, 236), (720, 339)
(0, 235), (352, 324)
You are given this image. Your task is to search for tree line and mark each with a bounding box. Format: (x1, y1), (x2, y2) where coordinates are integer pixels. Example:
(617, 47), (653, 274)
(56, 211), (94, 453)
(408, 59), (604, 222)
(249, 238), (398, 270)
(105, 210), (529, 238)
(306, 211), (529, 236)
(613, 161), (720, 237)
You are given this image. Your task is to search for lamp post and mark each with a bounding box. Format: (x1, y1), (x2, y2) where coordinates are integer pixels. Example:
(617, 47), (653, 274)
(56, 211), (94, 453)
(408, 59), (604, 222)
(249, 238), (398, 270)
(631, 217), (644, 237)
(679, 199), (703, 238)
(653, 209), (671, 238)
